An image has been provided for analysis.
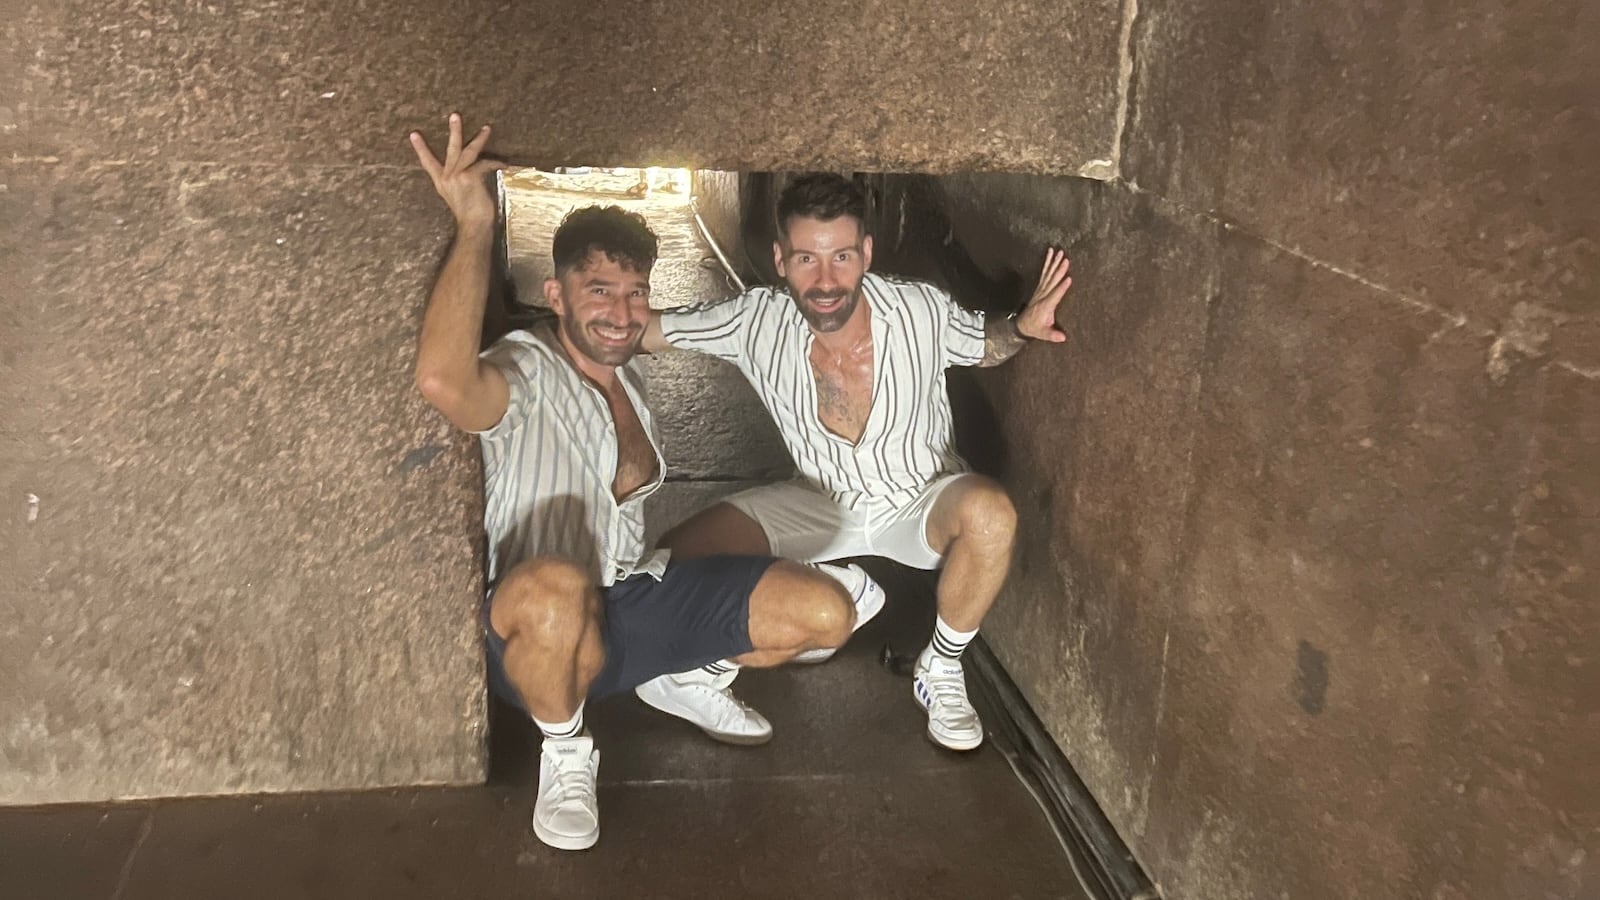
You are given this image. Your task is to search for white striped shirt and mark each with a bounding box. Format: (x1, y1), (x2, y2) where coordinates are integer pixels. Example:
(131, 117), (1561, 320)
(474, 324), (668, 586)
(661, 273), (987, 511)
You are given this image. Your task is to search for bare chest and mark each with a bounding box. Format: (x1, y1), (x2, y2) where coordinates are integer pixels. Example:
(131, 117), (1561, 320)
(604, 386), (659, 501)
(808, 343), (875, 445)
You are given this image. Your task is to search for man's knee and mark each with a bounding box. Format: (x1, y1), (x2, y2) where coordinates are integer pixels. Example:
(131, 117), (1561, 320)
(957, 478), (1017, 544)
(490, 557), (596, 642)
(772, 560), (854, 647)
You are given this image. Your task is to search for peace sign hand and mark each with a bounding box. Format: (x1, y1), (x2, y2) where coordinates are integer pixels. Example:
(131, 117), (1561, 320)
(409, 113), (506, 229)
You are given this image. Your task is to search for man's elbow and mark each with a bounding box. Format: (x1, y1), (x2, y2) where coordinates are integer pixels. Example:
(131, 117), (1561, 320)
(415, 369), (505, 432)
(415, 369), (467, 415)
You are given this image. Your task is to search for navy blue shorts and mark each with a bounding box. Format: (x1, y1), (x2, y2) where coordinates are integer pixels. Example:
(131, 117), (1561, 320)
(483, 554), (776, 711)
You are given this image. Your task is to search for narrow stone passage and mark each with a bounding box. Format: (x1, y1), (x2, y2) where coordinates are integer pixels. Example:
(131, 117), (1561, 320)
(0, 175), (1089, 899)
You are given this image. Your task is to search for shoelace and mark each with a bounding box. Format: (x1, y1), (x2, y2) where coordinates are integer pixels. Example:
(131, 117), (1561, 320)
(692, 684), (757, 725)
(546, 762), (595, 809)
(922, 671), (974, 712)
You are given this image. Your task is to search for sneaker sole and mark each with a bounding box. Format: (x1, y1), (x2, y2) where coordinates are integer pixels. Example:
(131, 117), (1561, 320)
(532, 819), (599, 851)
(697, 725), (773, 746)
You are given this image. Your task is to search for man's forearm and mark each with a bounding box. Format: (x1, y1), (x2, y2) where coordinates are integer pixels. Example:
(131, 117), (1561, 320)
(415, 220), (496, 390)
(978, 314), (1027, 368)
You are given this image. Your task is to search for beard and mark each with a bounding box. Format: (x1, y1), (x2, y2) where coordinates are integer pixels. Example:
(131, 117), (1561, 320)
(560, 314), (643, 367)
(793, 284), (862, 333)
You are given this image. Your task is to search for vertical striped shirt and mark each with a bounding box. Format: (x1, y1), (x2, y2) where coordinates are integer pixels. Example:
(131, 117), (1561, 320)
(660, 273), (987, 511)
(474, 324), (668, 586)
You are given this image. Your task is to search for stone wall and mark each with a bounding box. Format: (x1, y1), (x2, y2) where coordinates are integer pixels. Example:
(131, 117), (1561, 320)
(870, 0), (1598, 893)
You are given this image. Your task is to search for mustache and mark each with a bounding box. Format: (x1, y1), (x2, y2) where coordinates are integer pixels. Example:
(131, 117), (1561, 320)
(803, 288), (851, 302)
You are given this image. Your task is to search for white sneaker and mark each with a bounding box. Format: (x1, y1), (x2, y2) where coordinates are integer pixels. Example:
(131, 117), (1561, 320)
(795, 563), (887, 664)
(532, 736), (600, 850)
(634, 668), (773, 745)
(913, 653), (985, 751)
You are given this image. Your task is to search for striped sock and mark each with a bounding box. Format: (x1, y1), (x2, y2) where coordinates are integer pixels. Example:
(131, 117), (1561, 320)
(702, 659), (738, 677)
(929, 616), (978, 660)
(532, 703), (585, 740)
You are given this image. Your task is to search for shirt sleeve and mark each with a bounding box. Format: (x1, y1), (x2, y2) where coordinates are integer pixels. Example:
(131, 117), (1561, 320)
(936, 286), (988, 368)
(658, 292), (755, 364)
(470, 334), (539, 439)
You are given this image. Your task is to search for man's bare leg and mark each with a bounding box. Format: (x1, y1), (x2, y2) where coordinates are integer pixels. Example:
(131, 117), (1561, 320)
(659, 501), (772, 558)
(924, 474), (1018, 632)
(915, 474), (1018, 751)
(488, 556), (608, 850)
(490, 557), (606, 724)
(733, 559), (854, 667)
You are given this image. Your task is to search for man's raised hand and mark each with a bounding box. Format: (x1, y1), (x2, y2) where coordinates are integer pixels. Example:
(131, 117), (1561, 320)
(1016, 247), (1072, 343)
(409, 113), (506, 229)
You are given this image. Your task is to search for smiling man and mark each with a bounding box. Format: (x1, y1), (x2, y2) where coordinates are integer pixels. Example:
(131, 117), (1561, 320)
(409, 118), (863, 851)
(640, 172), (1072, 752)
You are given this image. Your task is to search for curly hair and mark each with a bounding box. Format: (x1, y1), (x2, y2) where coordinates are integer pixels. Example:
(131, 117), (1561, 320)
(552, 205), (659, 276)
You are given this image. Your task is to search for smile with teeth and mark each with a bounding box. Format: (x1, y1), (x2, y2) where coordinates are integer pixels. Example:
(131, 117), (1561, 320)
(591, 323), (637, 344)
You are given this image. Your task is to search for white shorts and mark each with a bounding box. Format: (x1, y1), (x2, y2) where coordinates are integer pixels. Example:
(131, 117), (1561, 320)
(724, 476), (965, 571)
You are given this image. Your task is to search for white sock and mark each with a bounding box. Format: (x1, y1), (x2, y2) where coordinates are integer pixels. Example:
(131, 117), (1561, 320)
(532, 703), (584, 740)
(701, 659), (738, 677)
(926, 616), (978, 661)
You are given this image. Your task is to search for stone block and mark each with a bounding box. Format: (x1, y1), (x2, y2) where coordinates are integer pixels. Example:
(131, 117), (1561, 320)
(639, 352), (794, 482)
(0, 161), (485, 803)
(1124, 0), (1600, 368)
(1140, 228), (1554, 899)
(8, 0), (1126, 175)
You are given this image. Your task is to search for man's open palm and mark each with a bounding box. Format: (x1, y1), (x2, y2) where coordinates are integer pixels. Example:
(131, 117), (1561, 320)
(1017, 248), (1071, 343)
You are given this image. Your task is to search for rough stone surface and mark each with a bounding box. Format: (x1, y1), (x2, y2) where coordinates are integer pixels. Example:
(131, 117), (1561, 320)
(640, 353), (794, 483)
(1145, 230), (1561, 900)
(1124, 0), (1600, 370)
(889, 170), (1599, 900)
(6, 0), (1125, 175)
(1, 161), (486, 803)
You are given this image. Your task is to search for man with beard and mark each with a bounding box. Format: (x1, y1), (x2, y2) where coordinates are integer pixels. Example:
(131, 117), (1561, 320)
(409, 118), (868, 851)
(639, 172), (1071, 752)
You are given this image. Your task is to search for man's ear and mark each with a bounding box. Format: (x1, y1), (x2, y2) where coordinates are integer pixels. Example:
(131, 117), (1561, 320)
(543, 277), (564, 314)
(861, 234), (874, 272)
(772, 240), (786, 280)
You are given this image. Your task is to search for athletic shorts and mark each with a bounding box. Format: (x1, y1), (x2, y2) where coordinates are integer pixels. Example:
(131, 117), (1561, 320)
(483, 554), (776, 711)
(724, 475), (964, 571)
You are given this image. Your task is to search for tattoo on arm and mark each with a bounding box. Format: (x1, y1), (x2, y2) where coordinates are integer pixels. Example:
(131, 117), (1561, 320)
(979, 315), (1027, 367)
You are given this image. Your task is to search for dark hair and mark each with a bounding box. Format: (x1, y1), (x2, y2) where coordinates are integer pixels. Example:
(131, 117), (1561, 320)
(776, 173), (868, 237)
(551, 205), (659, 276)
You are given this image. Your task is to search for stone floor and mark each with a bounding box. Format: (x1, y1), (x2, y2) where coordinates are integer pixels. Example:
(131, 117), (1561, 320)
(0, 563), (1088, 899)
